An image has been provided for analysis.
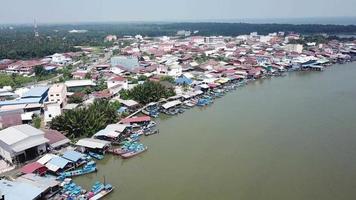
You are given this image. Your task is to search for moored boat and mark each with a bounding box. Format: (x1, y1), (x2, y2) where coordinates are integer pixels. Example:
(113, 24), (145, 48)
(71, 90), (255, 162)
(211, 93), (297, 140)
(89, 184), (114, 200)
(121, 146), (148, 159)
(88, 152), (104, 160)
(58, 161), (97, 179)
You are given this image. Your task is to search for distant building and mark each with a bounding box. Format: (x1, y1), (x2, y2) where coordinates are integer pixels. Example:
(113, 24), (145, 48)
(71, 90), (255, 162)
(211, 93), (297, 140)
(283, 44), (304, 54)
(0, 124), (49, 164)
(48, 84), (67, 107)
(156, 65), (182, 77)
(111, 56), (140, 70)
(49, 53), (72, 66)
(105, 35), (117, 42)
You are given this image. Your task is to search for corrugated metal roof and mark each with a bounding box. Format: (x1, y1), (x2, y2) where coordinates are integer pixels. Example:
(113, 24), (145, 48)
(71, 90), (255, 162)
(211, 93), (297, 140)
(0, 179), (43, 200)
(76, 138), (110, 149)
(22, 86), (49, 98)
(62, 150), (85, 162)
(0, 98), (42, 106)
(37, 154), (58, 165)
(120, 116), (151, 124)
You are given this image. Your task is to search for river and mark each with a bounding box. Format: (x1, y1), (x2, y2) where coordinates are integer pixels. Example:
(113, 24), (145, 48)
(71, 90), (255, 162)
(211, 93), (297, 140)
(75, 62), (356, 200)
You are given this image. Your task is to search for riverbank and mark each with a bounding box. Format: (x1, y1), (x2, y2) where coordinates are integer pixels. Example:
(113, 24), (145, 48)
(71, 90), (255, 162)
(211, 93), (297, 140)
(73, 62), (356, 200)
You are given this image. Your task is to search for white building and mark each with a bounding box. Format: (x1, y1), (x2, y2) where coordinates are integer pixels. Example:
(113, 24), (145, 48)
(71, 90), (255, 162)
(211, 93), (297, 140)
(157, 65), (182, 77)
(106, 76), (129, 95)
(283, 44), (304, 54)
(48, 84), (67, 107)
(0, 124), (49, 164)
(44, 103), (62, 124)
(50, 53), (72, 66)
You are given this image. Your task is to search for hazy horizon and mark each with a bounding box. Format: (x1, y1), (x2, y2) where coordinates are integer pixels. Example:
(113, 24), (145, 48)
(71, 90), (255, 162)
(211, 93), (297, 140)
(0, 0), (355, 25)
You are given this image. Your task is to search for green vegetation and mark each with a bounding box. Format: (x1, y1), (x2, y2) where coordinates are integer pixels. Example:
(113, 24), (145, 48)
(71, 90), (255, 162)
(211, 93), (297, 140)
(159, 76), (175, 83)
(1, 22), (355, 60)
(49, 99), (119, 138)
(32, 115), (42, 129)
(119, 81), (175, 104)
(68, 92), (85, 104)
(0, 73), (35, 88)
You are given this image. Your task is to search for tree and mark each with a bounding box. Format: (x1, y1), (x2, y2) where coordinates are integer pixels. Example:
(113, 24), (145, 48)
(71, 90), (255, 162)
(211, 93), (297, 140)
(34, 66), (47, 77)
(122, 81), (176, 104)
(159, 76), (175, 83)
(68, 92), (85, 104)
(85, 72), (92, 79)
(49, 99), (119, 138)
(32, 115), (42, 129)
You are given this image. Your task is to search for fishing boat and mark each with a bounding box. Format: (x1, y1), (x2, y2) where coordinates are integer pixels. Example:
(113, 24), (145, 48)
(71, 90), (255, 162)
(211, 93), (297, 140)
(88, 152), (104, 160)
(108, 147), (130, 155)
(121, 146), (148, 159)
(143, 127), (159, 136)
(89, 184), (114, 200)
(58, 161), (97, 179)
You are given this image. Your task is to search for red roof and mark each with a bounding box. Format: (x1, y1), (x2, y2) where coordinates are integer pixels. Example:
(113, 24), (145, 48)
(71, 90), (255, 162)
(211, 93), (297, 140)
(111, 76), (127, 82)
(120, 116), (151, 124)
(21, 162), (47, 175)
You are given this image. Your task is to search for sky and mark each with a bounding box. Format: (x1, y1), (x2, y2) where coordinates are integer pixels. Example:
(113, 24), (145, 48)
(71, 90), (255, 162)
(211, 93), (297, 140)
(0, 0), (355, 24)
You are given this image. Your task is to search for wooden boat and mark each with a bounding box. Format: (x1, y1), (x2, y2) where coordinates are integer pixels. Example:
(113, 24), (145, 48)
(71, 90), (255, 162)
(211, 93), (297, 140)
(89, 184), (114, 200)
(121, 147), (148, 159)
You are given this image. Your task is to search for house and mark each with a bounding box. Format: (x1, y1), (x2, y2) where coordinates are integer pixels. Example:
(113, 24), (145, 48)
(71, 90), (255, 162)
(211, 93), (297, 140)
(106, 76), (129, 90)
(0, 124), (49, 164)
(44, 103), (61, 124)
(50, 53), (72, 66)
(156, 65), (182, 77)
(43, 129), (70, 150)
(48, 83), (67, 107)
(65, 80), (96, 93)
(20, 162), (48, 175)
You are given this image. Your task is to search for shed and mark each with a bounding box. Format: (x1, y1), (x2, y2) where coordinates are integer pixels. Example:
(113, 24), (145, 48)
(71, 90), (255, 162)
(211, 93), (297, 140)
(45, 156), (71, 172)
(62, 150), (85, 163)
(20, 162), (47, 176)
(76, 138), (111, 150)
(43, 129), (70, 149)
(0, 124), (49, 164)
(120, 116), (151, 124)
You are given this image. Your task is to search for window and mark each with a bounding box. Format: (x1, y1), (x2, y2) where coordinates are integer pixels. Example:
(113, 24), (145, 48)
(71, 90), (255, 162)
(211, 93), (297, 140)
(56, 94), (59, 96)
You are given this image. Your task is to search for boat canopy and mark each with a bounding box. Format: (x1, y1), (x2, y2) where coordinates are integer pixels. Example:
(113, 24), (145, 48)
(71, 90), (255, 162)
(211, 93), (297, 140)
(161, 100), (182, 110)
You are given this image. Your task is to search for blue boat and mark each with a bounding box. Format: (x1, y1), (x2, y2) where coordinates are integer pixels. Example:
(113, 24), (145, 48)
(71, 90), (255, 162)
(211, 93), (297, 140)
(88, 152), (104, 160)
(58, 161), (97, 180)
(197, 98), (212, 106)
